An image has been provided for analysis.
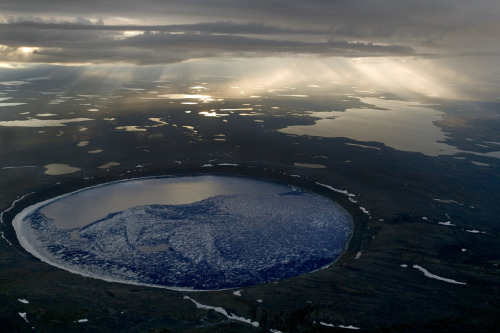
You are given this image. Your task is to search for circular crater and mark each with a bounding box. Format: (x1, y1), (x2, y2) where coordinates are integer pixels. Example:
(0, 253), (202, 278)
(13, 175), (352, 290)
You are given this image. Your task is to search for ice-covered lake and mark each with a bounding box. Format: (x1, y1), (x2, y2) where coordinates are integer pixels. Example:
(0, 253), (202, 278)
(13, 175), (352, 290)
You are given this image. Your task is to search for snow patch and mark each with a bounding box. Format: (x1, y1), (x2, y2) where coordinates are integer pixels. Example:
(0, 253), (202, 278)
(1, 192), (35, 224)
(438, 221), (455, 226)
(320, 321), (360, 330)
(19, 312), (29, 323)
(339, 325), (361, 330)
(355, 251), (362, 259)
(1, 192), (35, 247)
(76, 319), (88, 323)
(0, 231), (14, 247)
(400, 264), (408, 268)
(433, 199), (463, 205)
(359, 207), (370, 215)
(315, 182), (356, 197)
(466, 229), (486, 234)
(184, 296), (259, 327)
(18, 299), (29, 304)
(412, 265), (466, 285)
(233, 290), (242, 296)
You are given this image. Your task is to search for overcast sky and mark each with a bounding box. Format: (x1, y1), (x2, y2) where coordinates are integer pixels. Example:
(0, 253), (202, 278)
(0, 0), (499, 65)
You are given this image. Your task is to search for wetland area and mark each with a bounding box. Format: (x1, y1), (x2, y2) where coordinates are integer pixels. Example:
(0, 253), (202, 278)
(1, 65), (499, 332)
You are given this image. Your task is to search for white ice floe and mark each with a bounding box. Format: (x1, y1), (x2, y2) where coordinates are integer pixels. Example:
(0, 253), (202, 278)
(201, 164), (214, 167)
(315, 182), (356, 197)
(412, 265), (466, 285)
(184, 296), (259, 327)
(320, 321), (360, 330)
(76, 319), (88, 323)
(400, 264), (408, 268)
(422, 217), (428, 220)
(438, 221), (455, 226)
(233, 290), (242, 296)
(462, 249), (467, 252)
(355, 251), (362, 259)
(18, 299), (29, 304)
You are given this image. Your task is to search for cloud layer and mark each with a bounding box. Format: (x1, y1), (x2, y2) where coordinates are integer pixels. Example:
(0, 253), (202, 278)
(0, 0), (499, 64)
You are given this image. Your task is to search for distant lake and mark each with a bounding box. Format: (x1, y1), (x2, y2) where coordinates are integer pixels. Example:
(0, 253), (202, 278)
(13, 176), (352, 290)
(279, 97), (500, 158)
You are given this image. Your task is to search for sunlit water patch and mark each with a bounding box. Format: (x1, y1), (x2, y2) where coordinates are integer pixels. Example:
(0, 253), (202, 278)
(13, 176), (352, 290)
(279, 97), (500, 158)
(0, 102), (28, 107)
(0, 118), (93, 127)
(44, 164), (81, 175)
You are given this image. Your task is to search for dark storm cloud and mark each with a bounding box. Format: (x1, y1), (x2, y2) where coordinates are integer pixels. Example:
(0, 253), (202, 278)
(1, 0), (499, 64)
(3, 0), (499, 34)
(3, 20), (320, 35)
(0, 20), (415, 64)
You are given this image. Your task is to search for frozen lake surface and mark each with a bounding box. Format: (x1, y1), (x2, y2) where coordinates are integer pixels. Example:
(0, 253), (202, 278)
(13, 176), (352, 290)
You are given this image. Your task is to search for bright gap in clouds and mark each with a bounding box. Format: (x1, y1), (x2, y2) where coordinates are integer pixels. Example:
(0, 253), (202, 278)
(3, 54), (495, 102)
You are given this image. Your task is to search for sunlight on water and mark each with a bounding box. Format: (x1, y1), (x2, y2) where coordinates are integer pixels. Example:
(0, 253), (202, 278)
(44, 164), (81, 175)
(279, 97), (485, 157)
